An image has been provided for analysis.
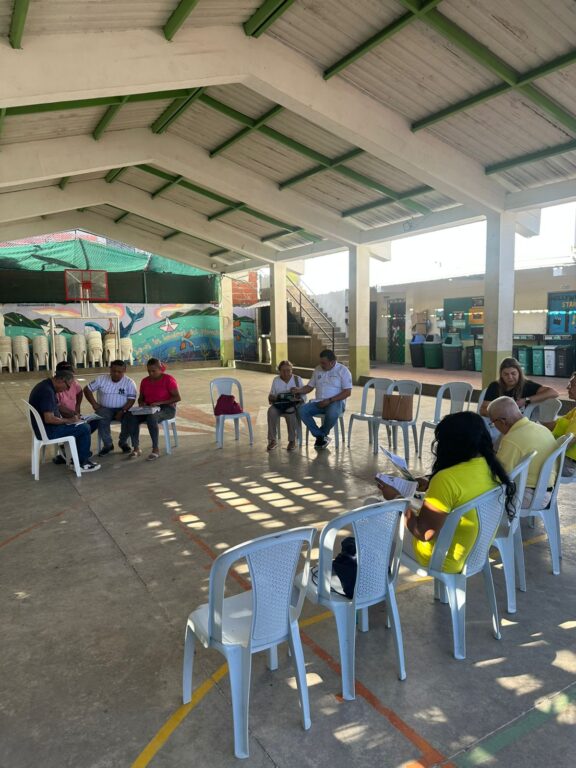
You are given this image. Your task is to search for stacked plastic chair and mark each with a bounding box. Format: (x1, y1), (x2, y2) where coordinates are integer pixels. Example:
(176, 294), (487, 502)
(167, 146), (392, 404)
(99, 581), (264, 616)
(0, 337), (12, 373)
(52, 334), (68, 364)
(119, 337), (133, 365)
(70, 334), (87, 368)
(86, 331), (103, 367)
(32, 335), (50, 371)
(12, 335), (30, 371)
(103, 333), (119, 365)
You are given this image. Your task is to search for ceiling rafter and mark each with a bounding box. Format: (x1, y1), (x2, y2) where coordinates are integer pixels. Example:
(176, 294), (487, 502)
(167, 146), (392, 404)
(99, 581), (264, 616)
(4, 90), (194, 117)
(58, 177), (70, 190)
(163, 0), (200, 42)
(395, 1), (576, 135)
(243, 0), (297, 39)
(92, 95), (130, 140)
(323, 0), (443, 80)
(485, 139), (576, 176)
(151, 88), (205, 134)
(209, 105), (284, 157)
(105, 167), (128, 184)
(341, 185), (432, 218)
(8, 0), (31, 49)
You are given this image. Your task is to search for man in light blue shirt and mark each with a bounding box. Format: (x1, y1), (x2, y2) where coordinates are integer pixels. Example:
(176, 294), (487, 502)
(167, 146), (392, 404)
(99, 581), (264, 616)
(291, 349), (352, 449)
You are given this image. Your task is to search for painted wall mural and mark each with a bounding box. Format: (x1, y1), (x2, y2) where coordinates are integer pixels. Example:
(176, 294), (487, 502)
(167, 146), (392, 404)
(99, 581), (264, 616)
(0, 303), (257, 363)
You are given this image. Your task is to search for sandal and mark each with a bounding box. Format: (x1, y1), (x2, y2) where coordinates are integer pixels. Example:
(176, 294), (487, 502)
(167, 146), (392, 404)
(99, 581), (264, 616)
(266, 440), (278, 452)
(147, 451), (160, 461)
(128, 448), (142, 459)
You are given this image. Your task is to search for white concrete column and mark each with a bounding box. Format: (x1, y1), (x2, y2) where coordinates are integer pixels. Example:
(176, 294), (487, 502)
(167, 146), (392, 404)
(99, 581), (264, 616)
(219, 275), (235, 366)
(482, 212), (516, 386)
(348, 245), (371, 382)
(269, 262), (288, 370)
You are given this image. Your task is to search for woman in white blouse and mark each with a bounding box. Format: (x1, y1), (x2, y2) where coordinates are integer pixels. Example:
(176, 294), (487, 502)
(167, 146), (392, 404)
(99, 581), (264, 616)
(267, 360), (305, 451)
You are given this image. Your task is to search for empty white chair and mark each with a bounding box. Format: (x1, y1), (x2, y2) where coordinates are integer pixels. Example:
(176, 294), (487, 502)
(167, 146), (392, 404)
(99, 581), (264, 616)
(401, 485), (506, 660)
(32, 335), (50, 371)
(162, 417), (179, 454)
(70, 334), (87, 368)
(493, 452), (536, 613)
(183, 527), (316, 759)
(519, 435), (571, 576)
(523, 398), (562, 424)
(0, 337), (13, 373)
(210, 377), (253, 449)
(418, 381), (473, 457)
(22, 400), (81, 480)
(347, 377), (393, 451)
(375, 380), (422, 463)
(12, 335), (30, 371)
(304, 412), (346, 449)
(306, 499), (409, 700)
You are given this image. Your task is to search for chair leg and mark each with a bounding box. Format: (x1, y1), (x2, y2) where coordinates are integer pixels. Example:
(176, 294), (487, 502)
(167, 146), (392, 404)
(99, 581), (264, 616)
(216, 417), (224, 448)
(514, 527), (527, 593)
(358, 607), (369, 633)
(332, 604), (357, 701)
(67, 439), (81, 478)
(367, 419), (372, 445)
(387, 585), (406, 681)
(444, 576), (467, 660)
(411, 423), (418, 455)
(372, 422), (379, 455)
(482, 561), (502, 641)
(418, 424), (427, 459)
(226, 645), (252, 759)
(496, 538), (517, 614)
(288, 622), (311, 731)
(434, 578), (448, 603)
(246, 415), (254, 446)
(333, 421), (339, 449)
(32, 442), (40, 481)
(163, 422), (172, 455)
(402, 425), (410, 463)
(541, 509), (561, 575)
(267, 645), (278, 671)
(234, 419), (240, 441)
(347, 416), (354, 445)
(172, 422), (179, 448)
(340, 417), (345, 446)
(182, 625), (196, 704)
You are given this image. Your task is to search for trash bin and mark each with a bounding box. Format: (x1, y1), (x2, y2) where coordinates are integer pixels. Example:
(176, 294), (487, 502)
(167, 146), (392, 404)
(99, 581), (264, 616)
(409, 333), (426, 368)
(516, 346), (532, 375)
(464, 346), (475, 371)
(423, 334), (443, 369)
(474, 346), (483, 372)
(531, 346), (545, 376)
(556, 346), (574, 378)
(544, 346), (557, 376)
(442, 334), (463, 370)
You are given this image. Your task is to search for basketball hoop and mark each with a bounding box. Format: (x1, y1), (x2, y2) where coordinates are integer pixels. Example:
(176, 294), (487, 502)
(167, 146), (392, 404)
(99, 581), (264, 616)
(64, 269), (109, 302)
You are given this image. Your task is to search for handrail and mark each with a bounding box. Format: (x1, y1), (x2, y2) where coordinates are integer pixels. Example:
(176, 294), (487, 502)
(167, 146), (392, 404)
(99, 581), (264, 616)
(286, 276), (335, 350)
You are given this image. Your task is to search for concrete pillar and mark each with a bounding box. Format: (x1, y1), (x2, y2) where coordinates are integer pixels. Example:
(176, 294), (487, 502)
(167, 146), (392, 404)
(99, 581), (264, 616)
(270, 262), (288, 370)
(482, 212), (516, 386)
(219, 275), (235, 366)
(348, 245), (371, 382)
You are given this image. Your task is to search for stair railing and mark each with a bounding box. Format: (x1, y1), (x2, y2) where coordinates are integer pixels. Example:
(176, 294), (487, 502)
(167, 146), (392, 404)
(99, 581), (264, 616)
(286, 276), (335, 350)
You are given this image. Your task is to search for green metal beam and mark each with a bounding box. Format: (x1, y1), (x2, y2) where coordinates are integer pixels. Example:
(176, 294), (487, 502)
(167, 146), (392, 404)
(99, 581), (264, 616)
(243, 0), (297, 38)
(199, 94), (254, 127)
(105, 167), (128, 183)
(163, 0), (200, 41)
(341, 185), (431, 218)
(9, 0), (31, 49)
(208, 202), (247, 222)
(279, 148), (364, 189)
(485, 139), (576, 175)
(163, 230), (181, 241)
(413, 49), (576, 132)
(210, 249), (230, 257)
(92, 96), (129, 141)
(138, 164), (235, 207)
(114, 212), (129, 224)
(323, 0), (443, 80)
(151, 175), (184, 199)
(397, 3), (576, 135)
(209, 105), (284, 157)
(150, 88), (204, 134)
(58, 177), (70, 190)
(0, 107), (7, 141)
(261, 228), (306, 243)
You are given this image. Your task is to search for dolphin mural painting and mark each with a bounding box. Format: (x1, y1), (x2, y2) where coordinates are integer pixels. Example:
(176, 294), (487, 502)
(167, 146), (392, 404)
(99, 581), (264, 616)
(85, 306), (145, 338)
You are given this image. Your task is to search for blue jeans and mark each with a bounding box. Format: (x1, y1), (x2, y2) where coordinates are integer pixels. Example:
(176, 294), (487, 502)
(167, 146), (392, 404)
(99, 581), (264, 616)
(299, 400), (345, 440)
(45, 422), (92, 464)
(96, 406), (130, 448)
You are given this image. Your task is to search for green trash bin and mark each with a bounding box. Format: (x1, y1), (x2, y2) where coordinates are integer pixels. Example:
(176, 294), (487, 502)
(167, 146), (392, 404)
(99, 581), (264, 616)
(516, 346), (532, 375)
(474, 346), (482, 372)
(423, 334), (443, 368)
(442, 334), (463, 370)
(464, 346), (475, 371)
(531, 346), (545, 376)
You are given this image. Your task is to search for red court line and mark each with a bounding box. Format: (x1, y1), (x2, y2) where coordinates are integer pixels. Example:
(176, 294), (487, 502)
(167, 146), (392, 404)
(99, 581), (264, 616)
(0, 510), (66, 550)
(172, 510), (452, 767)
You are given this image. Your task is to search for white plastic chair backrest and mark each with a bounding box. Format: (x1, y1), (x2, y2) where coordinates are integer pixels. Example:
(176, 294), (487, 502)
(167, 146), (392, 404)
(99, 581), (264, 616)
(317, 500), (409, 607)
(210, 377), (244, 411)
(523, 435), (571, 513)
(385, 379), (422, 422)
(476, 387), (488, 414)
(22, 399), (49, 442)
(371, 378), (394, 417)
(442, 382), (474, 418)
(428, 485), (506, 577)
(499, 452), (536, 537)
(525, 398), (562, 424)
(207, 527), (316, 647)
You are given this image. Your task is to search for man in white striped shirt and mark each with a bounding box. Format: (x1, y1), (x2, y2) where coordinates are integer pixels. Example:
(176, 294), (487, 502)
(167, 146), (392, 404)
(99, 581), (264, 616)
(83, 360), (137, 456)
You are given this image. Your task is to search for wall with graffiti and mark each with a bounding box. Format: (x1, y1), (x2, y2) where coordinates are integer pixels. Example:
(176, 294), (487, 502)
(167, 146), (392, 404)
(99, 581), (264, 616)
(0, 303), (257, 363)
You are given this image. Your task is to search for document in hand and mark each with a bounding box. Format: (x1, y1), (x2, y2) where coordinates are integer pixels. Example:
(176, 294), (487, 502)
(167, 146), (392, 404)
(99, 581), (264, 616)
(80, 414), (102, 423)
(130, 406), (161, 415)
(375, 473), (417, 498)
(379, 446), (416, 481)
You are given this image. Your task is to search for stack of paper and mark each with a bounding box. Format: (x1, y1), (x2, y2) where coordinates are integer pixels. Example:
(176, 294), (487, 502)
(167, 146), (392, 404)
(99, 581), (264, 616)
(375, 473), (417, 498)
(130, 406), (161, 415)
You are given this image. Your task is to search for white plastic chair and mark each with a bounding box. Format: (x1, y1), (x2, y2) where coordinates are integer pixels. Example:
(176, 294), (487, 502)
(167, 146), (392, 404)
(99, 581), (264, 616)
(305, 499), (409, 700)
(518, 435), (571, 576)
(523, 398), (562, 424)
(492, 452), (536, 613)
(401, 485), (506, 660)
(305, 412), (346, 449)
(476, 387), (488, 414)
(347, 377), (393, 450)
(22, 400), (81, 480)
(275, 413), (303, 447)
(96, 416), (179, 454)
(375, 380), (422, 463)
(418, 382), (473, 457)
(183, 526), (316, 759)
(210, 377), (254, 449)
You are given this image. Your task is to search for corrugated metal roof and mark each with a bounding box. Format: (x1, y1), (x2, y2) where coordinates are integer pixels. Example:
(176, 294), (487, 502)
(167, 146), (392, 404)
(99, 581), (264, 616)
(0, 108), (103, 145)
(266, 111), (354, 158)
(495, 153), (576, 192)
(90, 205), (122, 220)
(218, 210), (285, 240)
(118, 167), (162, 195)
(68, 171), (108, 184)
(107, 100), (174, 132)
(124, 215), (173, 239)
(205, 84), (275, 119)
(344, 155), (429, 194)
(294, 171), (383, 215)
(0, 179), (58, 194)
(159, 186), (224, 219)
(180, 0), (261, 29)
(220, 132), (312, 182)
(166, 101), (241, 152)
(173, 233), (218, 256)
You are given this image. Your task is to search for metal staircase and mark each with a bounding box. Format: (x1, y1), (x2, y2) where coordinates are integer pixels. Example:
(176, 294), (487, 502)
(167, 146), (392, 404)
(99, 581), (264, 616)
(286, 277), (349, 365)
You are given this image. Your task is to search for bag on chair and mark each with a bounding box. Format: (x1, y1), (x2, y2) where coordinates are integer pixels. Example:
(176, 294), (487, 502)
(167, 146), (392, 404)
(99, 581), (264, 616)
(382, 393), (413, 421)
(214, 394), (243, 415)
(311, 536), (357, 598)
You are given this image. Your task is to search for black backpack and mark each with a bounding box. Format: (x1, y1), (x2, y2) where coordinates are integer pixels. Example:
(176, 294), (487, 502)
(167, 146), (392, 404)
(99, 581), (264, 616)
(312, 536), (357, 599)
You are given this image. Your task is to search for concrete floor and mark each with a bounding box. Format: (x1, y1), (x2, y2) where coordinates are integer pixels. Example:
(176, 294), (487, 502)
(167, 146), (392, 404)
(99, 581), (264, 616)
(2, 368), (575, 768)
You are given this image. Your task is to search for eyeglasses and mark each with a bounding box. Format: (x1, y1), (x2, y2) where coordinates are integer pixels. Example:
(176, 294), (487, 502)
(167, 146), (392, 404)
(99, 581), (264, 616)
(489, 416), (505, 427)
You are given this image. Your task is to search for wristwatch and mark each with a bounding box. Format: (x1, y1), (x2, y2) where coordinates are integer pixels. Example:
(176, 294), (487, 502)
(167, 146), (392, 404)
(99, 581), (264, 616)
(525, 398), (531, 405)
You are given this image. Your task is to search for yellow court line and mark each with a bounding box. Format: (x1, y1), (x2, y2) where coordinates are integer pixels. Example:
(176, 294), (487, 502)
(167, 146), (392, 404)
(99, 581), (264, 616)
(131, 664), (228, 768)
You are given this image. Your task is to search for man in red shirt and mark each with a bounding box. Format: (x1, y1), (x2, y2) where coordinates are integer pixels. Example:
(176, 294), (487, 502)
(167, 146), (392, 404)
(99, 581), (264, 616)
(124, 358), (181, 460)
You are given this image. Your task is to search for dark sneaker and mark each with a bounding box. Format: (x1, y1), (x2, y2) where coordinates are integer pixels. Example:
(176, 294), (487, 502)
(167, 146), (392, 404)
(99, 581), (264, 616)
(98, 445), (114, 457)
(118, 442), (131, 454)
(80, 461), (101, 473)
(52, 454), (67, 465)
(315, 437), (331, 450)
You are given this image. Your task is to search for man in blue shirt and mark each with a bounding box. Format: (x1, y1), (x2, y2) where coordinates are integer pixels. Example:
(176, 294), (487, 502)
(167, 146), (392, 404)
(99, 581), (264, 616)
(28, 369), (100, 473)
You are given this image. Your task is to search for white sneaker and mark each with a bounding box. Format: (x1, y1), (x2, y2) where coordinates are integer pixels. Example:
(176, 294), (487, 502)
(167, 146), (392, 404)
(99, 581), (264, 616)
(69, 460), (101, 472)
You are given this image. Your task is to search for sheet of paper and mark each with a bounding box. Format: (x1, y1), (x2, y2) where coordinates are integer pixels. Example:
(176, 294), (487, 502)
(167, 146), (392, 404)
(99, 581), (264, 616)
(379, 446), (416, 481)
(81, 413), (102, 423)
(375, 473), (418, 498)
(130, 406), (160, 415)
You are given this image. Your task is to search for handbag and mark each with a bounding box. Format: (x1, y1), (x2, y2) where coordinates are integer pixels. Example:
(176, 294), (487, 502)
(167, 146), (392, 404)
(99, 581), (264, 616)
(382, 393), (413, 421)
(311, 536), (357, 599)
(214, 394), (243, 415)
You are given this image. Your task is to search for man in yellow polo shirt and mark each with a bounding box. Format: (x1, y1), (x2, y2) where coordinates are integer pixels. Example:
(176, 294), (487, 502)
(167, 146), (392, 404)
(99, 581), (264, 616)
(488, 397), (557, 507)
(551, 371), (576, 476)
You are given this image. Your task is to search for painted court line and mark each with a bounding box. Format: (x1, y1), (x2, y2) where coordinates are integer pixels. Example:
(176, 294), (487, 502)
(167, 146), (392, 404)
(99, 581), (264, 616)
(0, 510), (66, 550)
